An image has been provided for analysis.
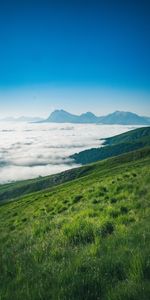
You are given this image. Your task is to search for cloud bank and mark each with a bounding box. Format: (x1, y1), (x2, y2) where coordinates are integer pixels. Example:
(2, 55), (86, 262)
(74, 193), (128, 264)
(0, 122), (138, 183)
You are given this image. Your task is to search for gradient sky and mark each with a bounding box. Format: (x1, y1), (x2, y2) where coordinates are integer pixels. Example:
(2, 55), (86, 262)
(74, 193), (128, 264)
(0, 0), (150, 117)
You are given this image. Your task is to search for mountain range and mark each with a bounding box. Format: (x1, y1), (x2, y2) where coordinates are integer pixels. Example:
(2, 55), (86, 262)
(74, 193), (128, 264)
(44, 109), (150, 125)
(0, 116), (44, 122)
(1, 110), (150, 125)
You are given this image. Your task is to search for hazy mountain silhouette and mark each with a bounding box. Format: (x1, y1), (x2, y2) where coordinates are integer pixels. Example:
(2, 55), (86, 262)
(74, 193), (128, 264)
(44, 110), (150, 125)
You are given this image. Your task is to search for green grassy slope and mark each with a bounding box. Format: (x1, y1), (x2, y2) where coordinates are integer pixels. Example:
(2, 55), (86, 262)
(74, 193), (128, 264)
(0, 146), (149, 204)
(105, 127), (150, 145)
(0, 166), (92, 203)
(71, 140), (150, 165)
(71, 126), (150, 164)
(1, 127), (149, 204)
(0, 148), (150, 300)
(104, 126), (150, 145)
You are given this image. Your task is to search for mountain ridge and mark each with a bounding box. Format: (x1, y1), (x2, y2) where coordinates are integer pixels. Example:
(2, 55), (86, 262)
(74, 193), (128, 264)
(44, 109), (150, 125)
(0, 116), (44, 122)
(71, 126), (150, 165)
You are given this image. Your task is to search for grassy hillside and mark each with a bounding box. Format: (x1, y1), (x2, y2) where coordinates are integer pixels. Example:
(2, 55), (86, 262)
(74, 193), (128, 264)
(71, 126), (150, 164)
(0, 146), (149, 204)
(104, 126), (150, 145)
(1, 127), (149, 204)
(0, 147), (150, 300)
(0, 166), (90, 203)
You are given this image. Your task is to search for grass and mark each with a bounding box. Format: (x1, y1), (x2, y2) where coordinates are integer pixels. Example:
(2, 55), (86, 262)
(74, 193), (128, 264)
(104, 126), (150, 145)
(0, 148), (150, 299)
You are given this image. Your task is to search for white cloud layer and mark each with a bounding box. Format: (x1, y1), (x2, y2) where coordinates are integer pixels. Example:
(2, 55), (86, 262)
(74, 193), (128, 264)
(0, 122), (139, 183)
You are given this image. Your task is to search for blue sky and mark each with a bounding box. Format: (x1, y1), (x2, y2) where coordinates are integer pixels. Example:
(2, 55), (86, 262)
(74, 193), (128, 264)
(0, 0), (150, 117)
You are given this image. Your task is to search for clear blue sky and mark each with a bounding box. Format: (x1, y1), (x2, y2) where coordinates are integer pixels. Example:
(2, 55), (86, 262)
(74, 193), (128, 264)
(0, 0), (150, 117)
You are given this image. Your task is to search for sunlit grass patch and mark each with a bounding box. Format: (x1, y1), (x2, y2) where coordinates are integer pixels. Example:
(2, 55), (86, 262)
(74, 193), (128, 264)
(0, 148), (150, 300)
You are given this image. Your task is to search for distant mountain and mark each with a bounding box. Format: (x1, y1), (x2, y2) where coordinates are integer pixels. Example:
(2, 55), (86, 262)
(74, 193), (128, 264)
(2, 110), (149, 125)
(17, 116), (44, 122)
(100, 111), (149, 125)
(78, 112), (98, 123)
(143, 116), (150, 123)
(45, 109), (98, 123)
(0, 116), (44, 122)
(44, 109), (150, 125)
(46, 110), (78, 123)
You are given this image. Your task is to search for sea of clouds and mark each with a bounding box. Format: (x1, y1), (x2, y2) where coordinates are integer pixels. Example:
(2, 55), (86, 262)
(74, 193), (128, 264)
(0, 122), (138, 183)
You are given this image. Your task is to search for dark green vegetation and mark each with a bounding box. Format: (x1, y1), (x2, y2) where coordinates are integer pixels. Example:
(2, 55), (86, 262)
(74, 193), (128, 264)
(0, 147), (150, 299)
(104, 126), (150, 145)
(71, 126), (150, 164)
(0, 166), (95, 204)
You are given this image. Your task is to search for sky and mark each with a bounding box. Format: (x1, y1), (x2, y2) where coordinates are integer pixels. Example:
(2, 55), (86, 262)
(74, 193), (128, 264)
(0, 0), (150, 117)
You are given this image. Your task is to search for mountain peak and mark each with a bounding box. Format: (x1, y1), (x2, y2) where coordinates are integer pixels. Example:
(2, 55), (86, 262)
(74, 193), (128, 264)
(52, 109), (68, 114)
(102, 111), (148, 125)
(47, 109), (77, 123)
(44, 109), (150, 125)
(81, 111), (96, 117)
(113, 111), (138, 116)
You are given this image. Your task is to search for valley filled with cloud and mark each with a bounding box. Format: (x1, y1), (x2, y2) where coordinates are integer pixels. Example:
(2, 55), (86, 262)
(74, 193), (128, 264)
(0, 122), (138, 183)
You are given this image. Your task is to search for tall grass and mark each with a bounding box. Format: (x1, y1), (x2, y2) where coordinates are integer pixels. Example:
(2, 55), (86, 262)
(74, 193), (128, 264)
(0, 152), (150, 299)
